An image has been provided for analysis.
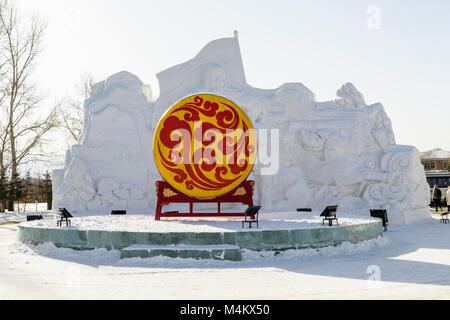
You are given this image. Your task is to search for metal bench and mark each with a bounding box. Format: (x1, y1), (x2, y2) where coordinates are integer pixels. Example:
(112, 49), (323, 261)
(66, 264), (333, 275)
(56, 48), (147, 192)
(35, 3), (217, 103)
(111, 210), (126, 215)
(57, 208), (72, 227)
(441, 212), (449, 224)
(320, 205), (338, 226)
(26, 215), (43, 222)
(370, 209), (389, 231)
(242, 206), (261, 229)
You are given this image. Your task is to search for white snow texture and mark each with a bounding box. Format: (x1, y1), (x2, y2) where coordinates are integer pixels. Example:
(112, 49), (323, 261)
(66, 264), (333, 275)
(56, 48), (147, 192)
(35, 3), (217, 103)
(52, 33), (430, 224)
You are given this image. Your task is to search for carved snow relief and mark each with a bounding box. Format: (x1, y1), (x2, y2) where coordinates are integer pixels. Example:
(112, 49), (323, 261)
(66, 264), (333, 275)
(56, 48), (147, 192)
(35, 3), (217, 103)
(52, 33), (430, 223)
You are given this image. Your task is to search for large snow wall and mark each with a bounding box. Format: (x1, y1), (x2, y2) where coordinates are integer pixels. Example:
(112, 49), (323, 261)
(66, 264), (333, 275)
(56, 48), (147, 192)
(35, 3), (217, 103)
(52, 32), (430, 224)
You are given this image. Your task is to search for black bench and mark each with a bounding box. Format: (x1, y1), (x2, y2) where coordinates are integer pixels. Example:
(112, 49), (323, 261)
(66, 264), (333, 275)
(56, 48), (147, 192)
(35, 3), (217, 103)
(242, 206), (261, 229)
(370, 209), (389, 231)
(441, 212), (449, 224)
(320, 205), (338, 226)
(26, 215), (43, 222)
(57, 208), (72, 227)
(111, 210), (127, 215)
(297, 208), (312, 212)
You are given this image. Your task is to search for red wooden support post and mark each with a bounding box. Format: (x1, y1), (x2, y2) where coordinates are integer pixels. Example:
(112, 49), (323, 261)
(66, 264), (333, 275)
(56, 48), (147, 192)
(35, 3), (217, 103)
(154, 180), (255, 220)
(155, 181), (162, 221)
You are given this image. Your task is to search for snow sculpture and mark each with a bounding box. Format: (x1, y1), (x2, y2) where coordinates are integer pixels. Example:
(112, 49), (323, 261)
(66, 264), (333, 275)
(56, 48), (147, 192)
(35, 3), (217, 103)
(53, 72), (158, 213)
(53, 158), (96, 212)
(53, 32), (430, 223)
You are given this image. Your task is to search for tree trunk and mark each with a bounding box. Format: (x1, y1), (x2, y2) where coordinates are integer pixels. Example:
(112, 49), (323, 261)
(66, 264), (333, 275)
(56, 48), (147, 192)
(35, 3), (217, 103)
(8, 79), (17, 212)
(47, 191), (52, 210)
(7, 193), (13, 211)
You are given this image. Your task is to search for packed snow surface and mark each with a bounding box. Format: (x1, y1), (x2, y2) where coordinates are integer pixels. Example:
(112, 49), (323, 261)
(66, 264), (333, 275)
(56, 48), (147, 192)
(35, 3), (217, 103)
(123, 244), (240, 251)
(20, 212), (379, 232)
(1, 214), (449, 299)
(0, 203), (52, 224)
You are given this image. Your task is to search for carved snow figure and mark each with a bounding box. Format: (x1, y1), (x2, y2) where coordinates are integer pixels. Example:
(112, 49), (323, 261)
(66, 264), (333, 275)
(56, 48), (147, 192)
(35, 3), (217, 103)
(335, 83), (366, 110)
(53, 72), (154, 213)
(52, 32), (429, 224)
(53, 158), (96, 212)
(203, 65), (227, 91)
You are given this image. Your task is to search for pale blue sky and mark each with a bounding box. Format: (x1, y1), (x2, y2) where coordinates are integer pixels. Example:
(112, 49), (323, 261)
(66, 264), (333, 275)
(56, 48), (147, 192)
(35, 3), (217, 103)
(19, 0), (450, 153)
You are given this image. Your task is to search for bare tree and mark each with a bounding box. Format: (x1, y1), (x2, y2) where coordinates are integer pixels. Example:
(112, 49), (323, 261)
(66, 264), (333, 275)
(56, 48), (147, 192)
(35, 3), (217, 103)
(0, 0), (59, 211)
(0, 0), (8, 212)
(59, 73), (94, 145)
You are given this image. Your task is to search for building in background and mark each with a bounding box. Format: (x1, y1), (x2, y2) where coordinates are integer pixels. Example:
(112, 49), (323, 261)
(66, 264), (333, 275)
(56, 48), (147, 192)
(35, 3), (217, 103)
(420, 148), (450, 171)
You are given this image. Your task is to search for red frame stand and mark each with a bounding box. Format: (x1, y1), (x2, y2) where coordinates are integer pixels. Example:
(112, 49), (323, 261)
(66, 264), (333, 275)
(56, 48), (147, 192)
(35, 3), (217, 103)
(155, 180), (255, 220)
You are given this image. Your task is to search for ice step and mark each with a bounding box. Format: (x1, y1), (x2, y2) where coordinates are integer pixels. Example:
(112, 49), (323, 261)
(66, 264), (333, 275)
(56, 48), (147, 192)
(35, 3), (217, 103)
(120, 244), (242, 261)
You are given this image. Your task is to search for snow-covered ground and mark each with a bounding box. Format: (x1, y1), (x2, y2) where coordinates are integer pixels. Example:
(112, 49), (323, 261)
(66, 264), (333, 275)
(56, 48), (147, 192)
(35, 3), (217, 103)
(19, 212), (379, 232)
(1, 212), (449, 299)
(0, 203), (52, 224)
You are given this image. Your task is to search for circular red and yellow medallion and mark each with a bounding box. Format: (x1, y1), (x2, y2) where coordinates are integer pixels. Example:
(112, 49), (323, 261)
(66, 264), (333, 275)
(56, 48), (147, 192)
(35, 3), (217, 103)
(153, 94), (257, 198)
